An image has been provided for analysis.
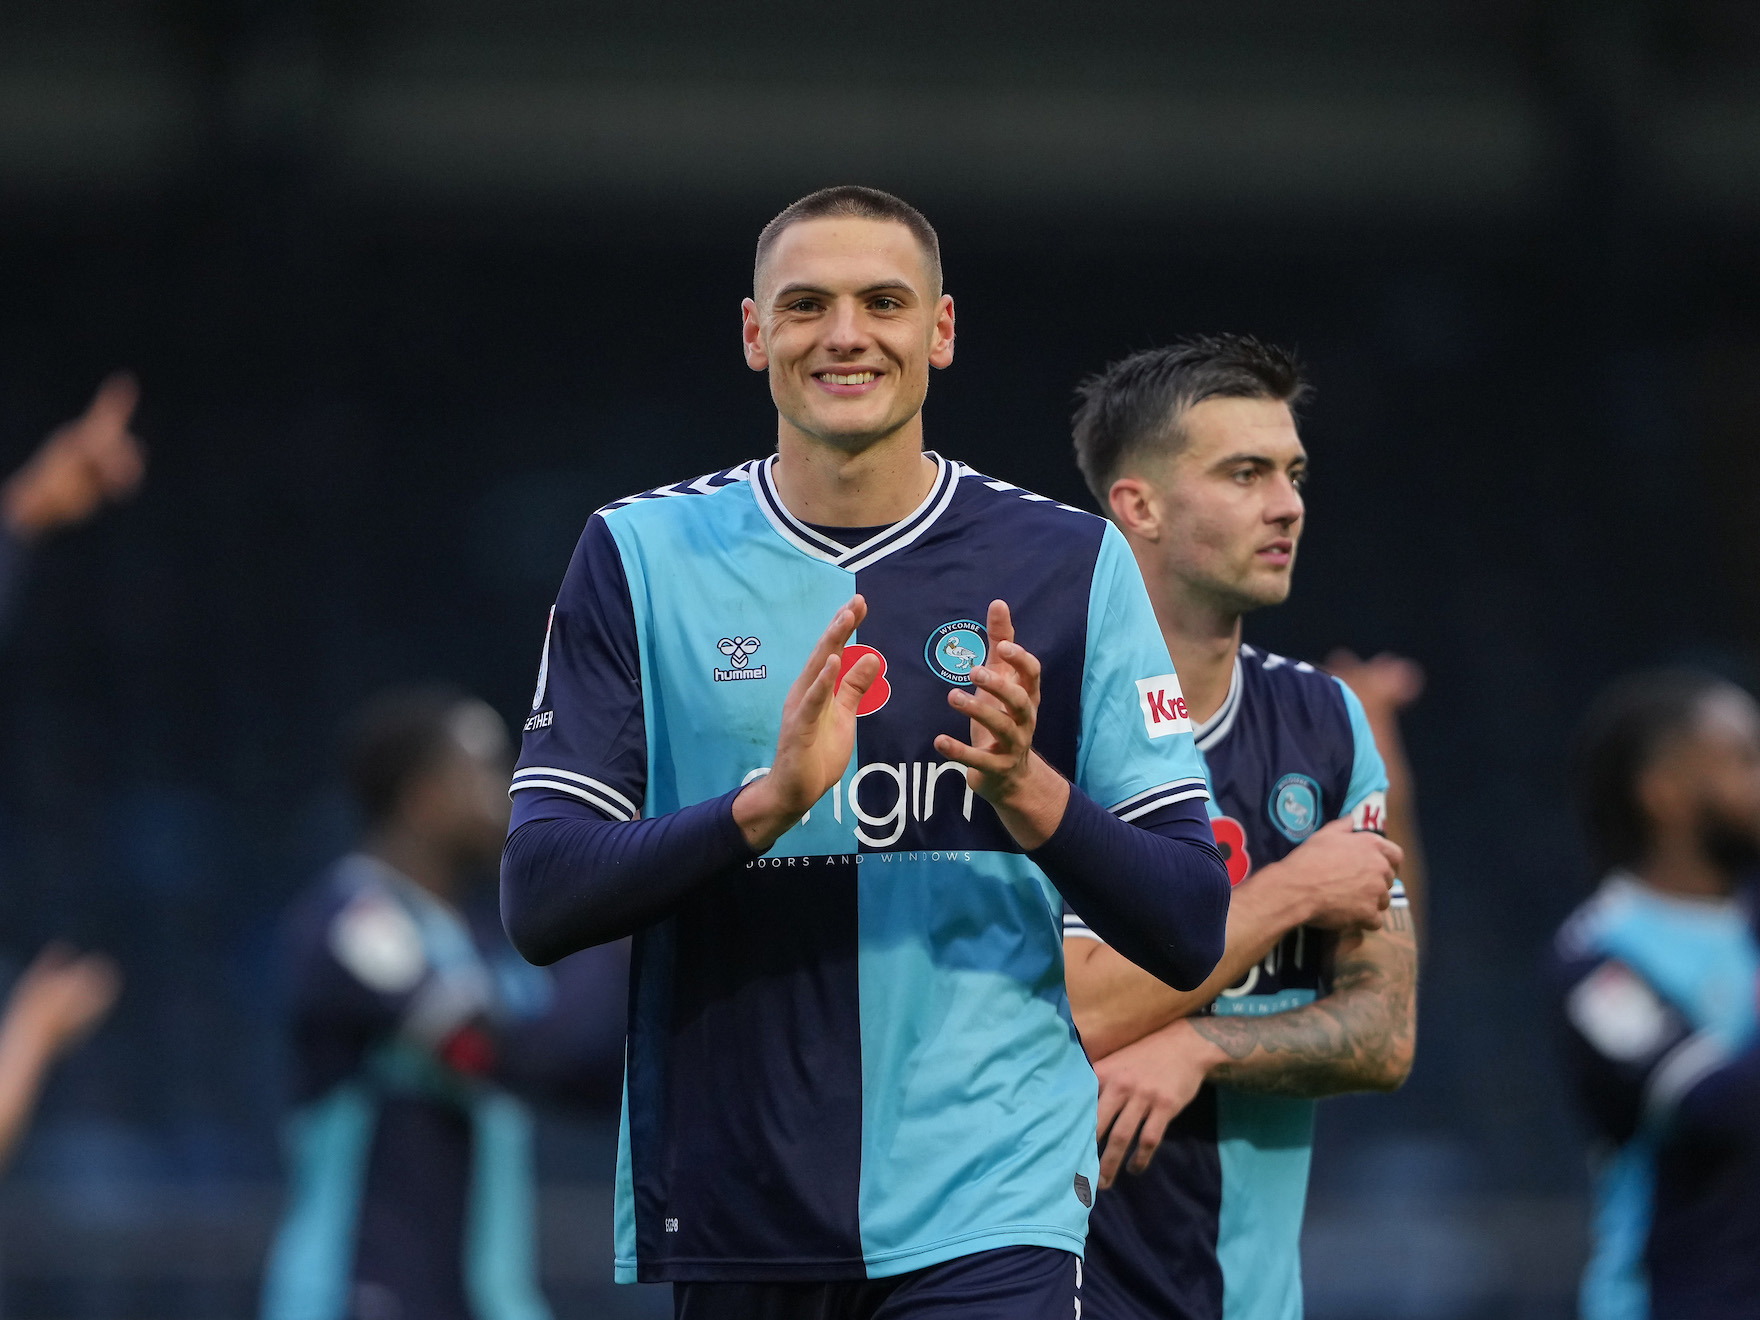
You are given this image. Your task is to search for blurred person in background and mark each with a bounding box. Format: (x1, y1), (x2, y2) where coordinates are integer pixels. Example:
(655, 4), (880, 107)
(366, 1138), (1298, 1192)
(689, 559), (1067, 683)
(1554, 669), (1760, 1320)
(1064, 336), (1418, 1320)
(262, 686), (625, 1320)
(1325, 649), (1428, 937)
(0, 373), (143, 1171)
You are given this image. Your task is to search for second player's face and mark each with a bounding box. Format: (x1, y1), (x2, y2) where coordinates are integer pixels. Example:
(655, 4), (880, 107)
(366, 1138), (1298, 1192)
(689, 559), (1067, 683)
(1156, 397), (1307, 611)
(743, 217), (955, 452)
(1675, 691), (1760, 874)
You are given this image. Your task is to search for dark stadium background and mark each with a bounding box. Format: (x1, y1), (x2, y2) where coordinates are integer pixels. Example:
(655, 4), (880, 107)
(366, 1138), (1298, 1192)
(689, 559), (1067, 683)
(3, 2), (1760, 1315)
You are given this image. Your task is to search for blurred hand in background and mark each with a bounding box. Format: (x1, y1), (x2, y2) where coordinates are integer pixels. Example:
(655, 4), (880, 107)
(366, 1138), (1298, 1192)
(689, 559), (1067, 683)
(0, 943), (122, 1173)
(1, 373), (146, 543)
(1325, 650), (1425, 718)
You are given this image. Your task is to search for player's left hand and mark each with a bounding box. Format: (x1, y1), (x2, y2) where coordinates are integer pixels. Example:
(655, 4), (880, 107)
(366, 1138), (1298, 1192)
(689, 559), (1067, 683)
(934, 599), (1069, 849)
(1094, 1019), (1212, 1187)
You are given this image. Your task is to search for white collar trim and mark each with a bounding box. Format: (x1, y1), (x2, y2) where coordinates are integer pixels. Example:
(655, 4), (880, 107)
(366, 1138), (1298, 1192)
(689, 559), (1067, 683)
(750, 452), (960, 571)
(1194, 655), (1244, 752)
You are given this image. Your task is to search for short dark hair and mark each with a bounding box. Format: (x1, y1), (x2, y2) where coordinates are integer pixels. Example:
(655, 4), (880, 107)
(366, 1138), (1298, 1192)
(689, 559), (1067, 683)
(345, 684), (475, 828)
(1070, 334), (1309, 507)
(1572, 668), (1738, 872)
(754, 185), (942, 296)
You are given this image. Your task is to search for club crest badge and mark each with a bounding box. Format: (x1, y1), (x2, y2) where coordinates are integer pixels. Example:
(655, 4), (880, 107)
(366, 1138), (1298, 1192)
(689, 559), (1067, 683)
(1268, 772), (1322, 842)
(924, 620), (988, 685)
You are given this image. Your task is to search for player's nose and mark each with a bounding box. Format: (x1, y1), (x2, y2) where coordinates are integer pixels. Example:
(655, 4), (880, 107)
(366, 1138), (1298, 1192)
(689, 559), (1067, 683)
(1266, 479), (1304, 527)
(822, 298), (872, 352)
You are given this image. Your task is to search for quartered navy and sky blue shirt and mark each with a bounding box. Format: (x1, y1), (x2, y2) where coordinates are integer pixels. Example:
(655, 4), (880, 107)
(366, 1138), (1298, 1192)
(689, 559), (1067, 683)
(1552, 874), (1760, 1320)
(263, 855), (620, 1320)
(506, 453), (1221, 1284)
(1067, 645), (1395, 1320)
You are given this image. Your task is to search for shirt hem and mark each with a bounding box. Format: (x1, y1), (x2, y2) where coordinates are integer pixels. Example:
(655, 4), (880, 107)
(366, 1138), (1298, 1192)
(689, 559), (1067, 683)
(613, 1224), (1085, 1284)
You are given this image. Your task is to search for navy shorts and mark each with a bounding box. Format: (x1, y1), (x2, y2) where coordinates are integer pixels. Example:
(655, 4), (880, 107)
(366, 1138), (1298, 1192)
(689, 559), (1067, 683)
(672, 1246), (1082, 1320)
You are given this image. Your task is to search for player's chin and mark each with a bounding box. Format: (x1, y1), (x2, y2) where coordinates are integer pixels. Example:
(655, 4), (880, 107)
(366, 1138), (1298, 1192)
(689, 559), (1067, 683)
(804, 406), (911, 452)
(1242, 569), (1295, 608)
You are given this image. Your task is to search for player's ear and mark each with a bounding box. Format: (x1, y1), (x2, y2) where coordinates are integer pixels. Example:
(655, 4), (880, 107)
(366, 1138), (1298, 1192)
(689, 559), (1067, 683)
(741, 298), (768, 372)
(928, 294), (955, 370)
(1108, 476), (1160, 542)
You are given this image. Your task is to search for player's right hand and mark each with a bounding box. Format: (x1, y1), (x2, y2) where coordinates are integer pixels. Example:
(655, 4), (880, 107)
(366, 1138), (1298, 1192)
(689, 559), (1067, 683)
(1094, 1018), (1212, 1187)
(1272, 817), (1401, 931)
(732, 595), (881, 852)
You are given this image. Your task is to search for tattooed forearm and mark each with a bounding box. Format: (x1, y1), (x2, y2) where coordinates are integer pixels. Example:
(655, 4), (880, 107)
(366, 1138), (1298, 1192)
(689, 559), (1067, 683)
(1189, 923), (1419, 1099)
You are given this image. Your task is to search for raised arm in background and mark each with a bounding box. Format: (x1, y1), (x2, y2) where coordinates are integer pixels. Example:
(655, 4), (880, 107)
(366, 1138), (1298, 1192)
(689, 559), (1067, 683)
(0, 944), (120, 1172)
(0, 372), (146, 631)
(1326, 649), (1427, 938)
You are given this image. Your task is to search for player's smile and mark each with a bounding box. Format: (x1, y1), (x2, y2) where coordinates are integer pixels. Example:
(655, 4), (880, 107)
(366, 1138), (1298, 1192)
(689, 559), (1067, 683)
(812, 367), (884, 396)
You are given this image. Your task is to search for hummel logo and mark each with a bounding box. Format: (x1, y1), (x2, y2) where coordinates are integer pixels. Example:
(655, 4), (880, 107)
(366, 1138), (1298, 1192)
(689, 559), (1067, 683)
(718, 636), (762, 668)
(715, 636), (767, 683)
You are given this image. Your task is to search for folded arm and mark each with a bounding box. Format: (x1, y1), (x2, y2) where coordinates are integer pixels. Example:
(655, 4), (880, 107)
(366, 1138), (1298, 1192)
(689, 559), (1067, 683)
(1067, 860), (1316, 1059)
(1091, 915), (1416, 1185)
(1184, 914), (1418, 1097)
(1066, 816), (1400, 1059)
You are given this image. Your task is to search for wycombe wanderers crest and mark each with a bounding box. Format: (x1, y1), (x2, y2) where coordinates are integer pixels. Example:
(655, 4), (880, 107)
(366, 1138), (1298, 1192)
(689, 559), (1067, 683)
(1268, 772), (1322, 842)
(924, 620), (988, 685)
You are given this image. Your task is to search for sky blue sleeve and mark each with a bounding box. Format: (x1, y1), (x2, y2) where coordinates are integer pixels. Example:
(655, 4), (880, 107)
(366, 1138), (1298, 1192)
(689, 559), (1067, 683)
(1332, 677), (1405, 904)
(1333, 677), (1390, 818)
(1074, 523), (1212, 819)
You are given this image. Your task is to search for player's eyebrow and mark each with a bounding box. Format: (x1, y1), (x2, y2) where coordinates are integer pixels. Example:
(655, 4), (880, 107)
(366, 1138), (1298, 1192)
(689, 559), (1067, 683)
(1213, 451), (1307, 470)
(771, 280), (918, 303)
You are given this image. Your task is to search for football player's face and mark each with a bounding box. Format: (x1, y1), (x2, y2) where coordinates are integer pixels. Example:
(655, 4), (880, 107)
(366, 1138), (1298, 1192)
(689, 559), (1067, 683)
(743, 218), (954, 453)
(1156, 397), (1306, 612)
(1675, 691), (1760, 875)
(414, 721), (513, 868)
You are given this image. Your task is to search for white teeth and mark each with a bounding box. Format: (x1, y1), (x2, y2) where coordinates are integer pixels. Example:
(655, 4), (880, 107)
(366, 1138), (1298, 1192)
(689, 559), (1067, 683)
(822, 372), (876, 385)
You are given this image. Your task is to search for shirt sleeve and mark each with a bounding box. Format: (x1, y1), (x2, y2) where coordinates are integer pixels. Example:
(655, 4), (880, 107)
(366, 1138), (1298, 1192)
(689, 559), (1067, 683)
(1555, 954), (1717, 1145)
(1334, 678), (1390, 819)
(509, 514), (648, 830)
(1332, 677), (1407, 907)
(1074, 523), (1211, 820)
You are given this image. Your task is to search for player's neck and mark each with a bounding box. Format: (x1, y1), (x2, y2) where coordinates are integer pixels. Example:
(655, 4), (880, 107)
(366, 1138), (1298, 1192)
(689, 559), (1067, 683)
(1634, 840), (1738, 903)
(772, 421), (937, 527)
(366, 829), (463, 907)
(1147, 580), (1243, 727)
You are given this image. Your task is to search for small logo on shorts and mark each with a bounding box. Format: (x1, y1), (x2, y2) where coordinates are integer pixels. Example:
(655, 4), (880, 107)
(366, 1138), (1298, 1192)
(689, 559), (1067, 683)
(1073, 1174), (1092, 1208)
(714, 636), (766, 682)
(1269, 773), (1322, 842)
(925, 620), (987, 685)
